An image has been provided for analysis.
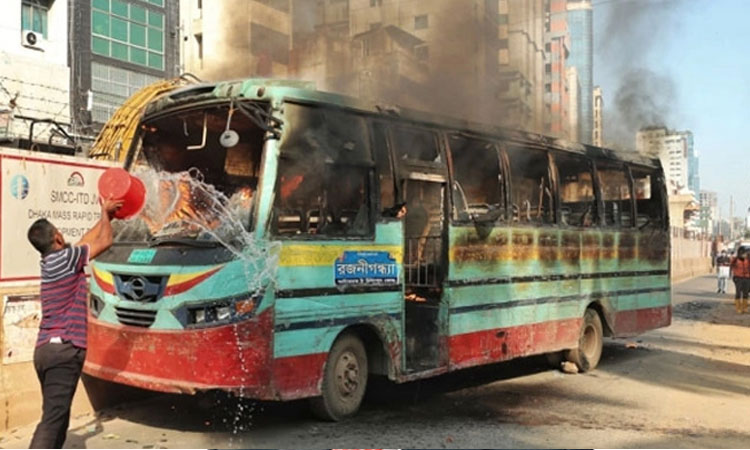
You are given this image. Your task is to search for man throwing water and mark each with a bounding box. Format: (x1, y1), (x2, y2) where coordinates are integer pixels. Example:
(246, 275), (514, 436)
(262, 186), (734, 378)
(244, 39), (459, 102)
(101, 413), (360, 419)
(26, 197), (121, 448)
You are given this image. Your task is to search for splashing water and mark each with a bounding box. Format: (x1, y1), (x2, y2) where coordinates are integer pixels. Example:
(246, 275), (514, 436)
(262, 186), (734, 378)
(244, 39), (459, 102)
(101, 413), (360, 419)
(114, 167), (280, 434)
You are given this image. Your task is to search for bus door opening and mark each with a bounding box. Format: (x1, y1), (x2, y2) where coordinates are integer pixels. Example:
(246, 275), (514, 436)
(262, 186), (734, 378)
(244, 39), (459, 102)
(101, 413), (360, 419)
(403, 178), (446, 371)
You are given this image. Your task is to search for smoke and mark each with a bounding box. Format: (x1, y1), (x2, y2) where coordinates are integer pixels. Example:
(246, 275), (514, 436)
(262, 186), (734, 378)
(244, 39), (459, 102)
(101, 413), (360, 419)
(607, 68), (678, 150)
(597, 0), (687, 150)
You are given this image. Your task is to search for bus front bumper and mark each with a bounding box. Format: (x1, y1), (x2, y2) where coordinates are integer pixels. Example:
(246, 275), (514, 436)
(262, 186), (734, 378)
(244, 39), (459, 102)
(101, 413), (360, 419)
(83, 310), (275, 398)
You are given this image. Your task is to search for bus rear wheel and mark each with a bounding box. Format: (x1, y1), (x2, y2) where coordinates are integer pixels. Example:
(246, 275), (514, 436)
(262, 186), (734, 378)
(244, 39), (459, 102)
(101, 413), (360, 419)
(310, 333), (368, 421)
(565, 308), (603, 372)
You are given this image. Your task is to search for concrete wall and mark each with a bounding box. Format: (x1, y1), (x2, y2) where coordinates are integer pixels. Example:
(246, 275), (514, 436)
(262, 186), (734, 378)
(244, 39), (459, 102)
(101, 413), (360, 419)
(0, 284), (93, 432)
(671, 232), (712, 283)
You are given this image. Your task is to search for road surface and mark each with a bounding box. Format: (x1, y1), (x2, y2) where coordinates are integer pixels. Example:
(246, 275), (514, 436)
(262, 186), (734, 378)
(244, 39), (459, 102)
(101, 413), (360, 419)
(2, 274), (749, 448)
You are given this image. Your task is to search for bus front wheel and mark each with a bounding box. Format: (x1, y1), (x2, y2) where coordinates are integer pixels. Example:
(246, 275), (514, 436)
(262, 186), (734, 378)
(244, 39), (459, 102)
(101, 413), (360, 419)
(565, 308), (603, 372)
(310, 333), (368, 421)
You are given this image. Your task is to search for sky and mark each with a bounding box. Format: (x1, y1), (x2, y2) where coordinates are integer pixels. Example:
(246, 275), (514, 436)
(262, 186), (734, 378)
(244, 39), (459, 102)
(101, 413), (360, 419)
(593, 0), (750, 218)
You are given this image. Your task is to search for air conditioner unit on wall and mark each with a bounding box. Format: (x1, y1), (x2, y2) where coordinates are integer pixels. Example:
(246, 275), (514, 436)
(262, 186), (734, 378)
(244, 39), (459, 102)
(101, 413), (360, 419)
(21, 30), (44, 51)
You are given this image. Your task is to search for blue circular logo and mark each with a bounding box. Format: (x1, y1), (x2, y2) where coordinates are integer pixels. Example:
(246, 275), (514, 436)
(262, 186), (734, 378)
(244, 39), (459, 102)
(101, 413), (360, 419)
(10, 175), (29, 200)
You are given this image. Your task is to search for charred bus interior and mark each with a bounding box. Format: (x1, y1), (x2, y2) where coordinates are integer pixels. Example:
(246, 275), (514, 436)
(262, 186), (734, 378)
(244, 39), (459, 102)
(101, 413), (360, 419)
(116, 102), (268, 243)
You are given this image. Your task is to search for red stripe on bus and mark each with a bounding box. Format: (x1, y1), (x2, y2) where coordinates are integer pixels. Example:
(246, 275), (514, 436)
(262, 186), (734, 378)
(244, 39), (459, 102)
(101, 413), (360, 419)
(612, 305), (671, 336)
(163, 267), (222, 296)
(448, 318), (582, 368)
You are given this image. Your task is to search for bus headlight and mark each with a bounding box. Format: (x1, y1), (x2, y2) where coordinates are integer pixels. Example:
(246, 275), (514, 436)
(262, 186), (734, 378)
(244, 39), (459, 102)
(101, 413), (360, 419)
(216, 305), (232, 321)
(184, 295), (260, 328)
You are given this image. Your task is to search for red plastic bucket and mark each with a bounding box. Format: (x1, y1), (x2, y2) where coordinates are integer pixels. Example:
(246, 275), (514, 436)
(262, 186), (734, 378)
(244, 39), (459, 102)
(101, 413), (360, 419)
(98, 168), (146, 219)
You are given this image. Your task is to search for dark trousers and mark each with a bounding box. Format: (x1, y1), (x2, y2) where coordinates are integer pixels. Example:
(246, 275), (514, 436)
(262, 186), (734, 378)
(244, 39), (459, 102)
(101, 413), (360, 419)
(733, 277), (750, 300)
(30, 342), (85, 449)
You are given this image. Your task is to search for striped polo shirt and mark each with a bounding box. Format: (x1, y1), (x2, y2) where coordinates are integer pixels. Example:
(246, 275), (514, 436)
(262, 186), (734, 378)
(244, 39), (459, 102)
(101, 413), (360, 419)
(36, 245), (90, 349)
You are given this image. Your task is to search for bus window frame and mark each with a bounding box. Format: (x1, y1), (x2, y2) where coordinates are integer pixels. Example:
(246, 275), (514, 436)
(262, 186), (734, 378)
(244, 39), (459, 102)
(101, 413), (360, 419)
(630, 164), (669, 232)
(446, 132), (506, 226)
(503, 144), (557, 227)
(271, 101), (378, 241)
(369, 119), (400, 221)
(594, 160), (636, 229)
(551, 151), (598, 230)
(387, 123), (447, 173)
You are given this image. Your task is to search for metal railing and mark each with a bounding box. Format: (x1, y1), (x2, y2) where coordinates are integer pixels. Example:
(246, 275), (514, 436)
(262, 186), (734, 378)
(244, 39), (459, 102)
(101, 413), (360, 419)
(404, 235), (442, 287)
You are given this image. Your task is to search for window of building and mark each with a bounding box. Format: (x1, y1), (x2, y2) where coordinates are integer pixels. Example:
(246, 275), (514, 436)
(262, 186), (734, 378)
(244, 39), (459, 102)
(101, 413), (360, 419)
(632, 167), (666, 230)
(390, 126), (440, 163)
(90, 62), (160, 123)
(449, 135), (505, 223)
(91, 0), (165, 70)
(195, 33), (203, 64)
(21, 0), (50, 38)
(370, 0), (382, 6)
(273, 104), (372, 237)
(555, 153), (596, 227)
(597, 163), (633, 227)
(507, 146), (554, 225)
(414, 14), (428, 30)
(415, 44), (428, 61)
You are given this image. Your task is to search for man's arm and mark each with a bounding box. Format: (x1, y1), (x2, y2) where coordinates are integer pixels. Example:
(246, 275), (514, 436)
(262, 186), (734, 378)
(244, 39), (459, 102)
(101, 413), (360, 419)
(76, 198), (122, 259)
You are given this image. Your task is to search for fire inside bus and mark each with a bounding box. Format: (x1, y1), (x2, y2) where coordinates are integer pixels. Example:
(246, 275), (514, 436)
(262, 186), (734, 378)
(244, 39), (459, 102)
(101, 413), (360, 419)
(84, 80), (671, 420)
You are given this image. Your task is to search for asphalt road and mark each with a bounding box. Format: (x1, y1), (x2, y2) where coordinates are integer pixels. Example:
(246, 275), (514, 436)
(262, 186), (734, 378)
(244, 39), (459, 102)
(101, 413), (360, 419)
(3, 274), (749, 449)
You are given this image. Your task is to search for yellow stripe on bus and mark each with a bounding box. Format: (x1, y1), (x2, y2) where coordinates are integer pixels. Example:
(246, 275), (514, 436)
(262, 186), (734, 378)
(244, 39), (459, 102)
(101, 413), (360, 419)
(279, 244), (402, 267)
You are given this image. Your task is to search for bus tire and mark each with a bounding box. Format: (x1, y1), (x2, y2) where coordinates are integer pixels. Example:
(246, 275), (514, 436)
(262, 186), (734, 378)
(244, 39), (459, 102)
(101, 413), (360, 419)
(565, 308), (603, 372)
(310, 333), (368, 421)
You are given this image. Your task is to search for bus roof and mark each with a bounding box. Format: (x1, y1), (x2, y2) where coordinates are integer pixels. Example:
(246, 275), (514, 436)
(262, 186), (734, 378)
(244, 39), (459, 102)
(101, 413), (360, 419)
(145, 78), (662, 170)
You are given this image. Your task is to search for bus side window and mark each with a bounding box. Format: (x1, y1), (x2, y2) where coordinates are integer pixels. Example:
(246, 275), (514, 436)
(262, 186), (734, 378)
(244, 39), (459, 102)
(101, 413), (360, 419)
(273, 103), (373, 238)
(273, 161), (372, 237)
(631, 167), (666, 231)
(506, 146), (554, 225)
(390, 126), (441, 163)
(597, 163), (633, 228)
(448, 135), (504, 223)
(555, 153), (596, 227)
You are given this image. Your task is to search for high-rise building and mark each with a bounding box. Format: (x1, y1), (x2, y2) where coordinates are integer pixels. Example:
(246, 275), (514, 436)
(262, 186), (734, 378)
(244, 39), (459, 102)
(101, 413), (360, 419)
(0, 0), (73, 148)
(699, 190), (718, 236)
(71, 0), (180, 129)
(566, 67), (580, 142)
(636, 127), (692, 195)
(501, 0), (546, 133)
(544, 0), (570, 139)
(566, 0), (593, 144)
(685, 130), (699, 197)
(292, 0), (546, 132)
(592, 85), (603, 146)
(180, 0), (291, 81)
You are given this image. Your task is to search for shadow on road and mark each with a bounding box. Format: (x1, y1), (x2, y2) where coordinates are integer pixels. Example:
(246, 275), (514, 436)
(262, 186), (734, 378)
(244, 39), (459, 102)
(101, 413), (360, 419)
(598, 341), (750, 398)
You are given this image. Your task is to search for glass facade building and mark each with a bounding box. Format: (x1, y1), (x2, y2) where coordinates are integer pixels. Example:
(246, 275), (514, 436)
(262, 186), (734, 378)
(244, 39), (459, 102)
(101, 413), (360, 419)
(70, 0), (178, 131)
(566, 1), (593, 144)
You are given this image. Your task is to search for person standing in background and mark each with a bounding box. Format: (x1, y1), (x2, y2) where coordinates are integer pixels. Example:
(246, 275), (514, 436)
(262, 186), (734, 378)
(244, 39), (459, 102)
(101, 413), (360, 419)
(716, 250), (731, 294)
(729, 247), (750, 314)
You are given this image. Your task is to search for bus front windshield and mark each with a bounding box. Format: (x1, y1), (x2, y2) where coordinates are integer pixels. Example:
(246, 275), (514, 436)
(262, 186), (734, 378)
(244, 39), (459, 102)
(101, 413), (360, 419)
(114, 102), (267, 245)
